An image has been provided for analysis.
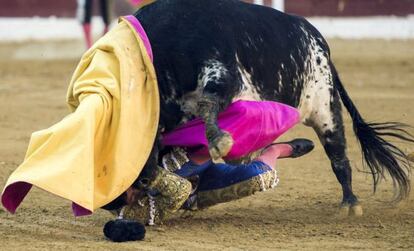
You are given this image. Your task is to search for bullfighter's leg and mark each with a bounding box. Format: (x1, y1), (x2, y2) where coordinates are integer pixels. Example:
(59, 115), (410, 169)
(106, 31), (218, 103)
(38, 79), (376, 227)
(299, 58), (362, 216)
(197, 60), (237, 162)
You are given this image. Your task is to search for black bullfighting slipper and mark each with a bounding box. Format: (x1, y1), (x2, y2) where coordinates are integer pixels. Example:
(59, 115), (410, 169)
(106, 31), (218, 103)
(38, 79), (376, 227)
(103, 219), (146, 242)
(264, 138), (314, 158)
(281, 138), (314, 158)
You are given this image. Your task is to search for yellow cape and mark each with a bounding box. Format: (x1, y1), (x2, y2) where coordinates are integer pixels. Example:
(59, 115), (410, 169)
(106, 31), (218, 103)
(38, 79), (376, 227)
(1, 18), (159, 214)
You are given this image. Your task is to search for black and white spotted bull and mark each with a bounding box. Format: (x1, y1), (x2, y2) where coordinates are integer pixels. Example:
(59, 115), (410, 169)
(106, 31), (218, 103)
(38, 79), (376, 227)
(135, 0), (413, 215)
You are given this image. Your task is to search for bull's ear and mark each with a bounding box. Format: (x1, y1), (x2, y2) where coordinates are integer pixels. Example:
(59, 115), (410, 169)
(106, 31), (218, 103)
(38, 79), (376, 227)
(103, 219), (146, 242)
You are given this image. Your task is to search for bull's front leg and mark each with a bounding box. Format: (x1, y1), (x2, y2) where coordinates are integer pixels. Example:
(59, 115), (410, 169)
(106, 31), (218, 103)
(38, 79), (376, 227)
(194, 59), (240, 162)
(197, 93), (234, 162)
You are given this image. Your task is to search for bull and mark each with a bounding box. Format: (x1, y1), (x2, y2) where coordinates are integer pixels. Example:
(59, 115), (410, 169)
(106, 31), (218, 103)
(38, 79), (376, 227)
(134, 0), (413, 216)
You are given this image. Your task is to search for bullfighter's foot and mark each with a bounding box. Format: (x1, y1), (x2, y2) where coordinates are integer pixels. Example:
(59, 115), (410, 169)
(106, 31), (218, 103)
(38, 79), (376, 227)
(208, 131), (234, 162)
(263, 138), (314, 159)
(284, 138), (314, 158)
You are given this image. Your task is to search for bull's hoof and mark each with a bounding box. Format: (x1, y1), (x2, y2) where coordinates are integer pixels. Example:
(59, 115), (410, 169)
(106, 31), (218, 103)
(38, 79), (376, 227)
(209, 131), (234, 161)
(338, 203), (363, 217)
(338, 205), (350, 218)
(350, 204), (363, 217)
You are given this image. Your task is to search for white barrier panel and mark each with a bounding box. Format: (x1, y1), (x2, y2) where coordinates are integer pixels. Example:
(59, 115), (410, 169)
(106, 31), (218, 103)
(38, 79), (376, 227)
(0, 16), (413, 41)
(273, 0), (285, 11)
(0, 17), (105, 41)
(308, 16), (414, 39)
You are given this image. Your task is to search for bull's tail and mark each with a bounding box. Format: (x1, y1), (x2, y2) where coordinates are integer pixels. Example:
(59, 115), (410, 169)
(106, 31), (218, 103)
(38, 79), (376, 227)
(332, 64), (414, 201)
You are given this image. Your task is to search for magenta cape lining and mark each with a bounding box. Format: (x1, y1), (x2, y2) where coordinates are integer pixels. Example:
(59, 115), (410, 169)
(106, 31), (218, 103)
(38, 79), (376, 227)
(162, 100), (300, 159)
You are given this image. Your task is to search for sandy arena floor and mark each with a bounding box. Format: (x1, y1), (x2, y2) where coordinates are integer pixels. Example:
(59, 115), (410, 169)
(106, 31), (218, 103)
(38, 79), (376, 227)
(0, 39), (413, 250)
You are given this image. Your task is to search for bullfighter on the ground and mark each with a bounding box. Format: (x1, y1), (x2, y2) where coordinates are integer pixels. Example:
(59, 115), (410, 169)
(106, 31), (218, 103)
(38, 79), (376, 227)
(1, 13), (314, 241)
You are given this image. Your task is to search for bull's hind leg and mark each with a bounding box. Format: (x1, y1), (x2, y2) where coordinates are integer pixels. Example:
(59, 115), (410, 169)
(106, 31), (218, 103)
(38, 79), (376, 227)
(300, 55), (362, 216)
(312, 99), (363, 217)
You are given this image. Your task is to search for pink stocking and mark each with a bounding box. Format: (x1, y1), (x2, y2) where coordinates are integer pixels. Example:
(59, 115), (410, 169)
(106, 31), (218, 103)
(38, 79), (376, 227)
(255, 144), (293, 168)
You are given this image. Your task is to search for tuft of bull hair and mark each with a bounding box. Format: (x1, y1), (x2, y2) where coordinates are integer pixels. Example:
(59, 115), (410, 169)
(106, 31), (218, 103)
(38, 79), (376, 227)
(332, 64), (414, 201)
(103, 219), (146, 242)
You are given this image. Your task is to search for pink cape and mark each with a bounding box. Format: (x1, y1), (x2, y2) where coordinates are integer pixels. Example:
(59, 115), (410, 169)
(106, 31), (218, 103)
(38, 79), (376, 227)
(162, 100), (300, 159)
